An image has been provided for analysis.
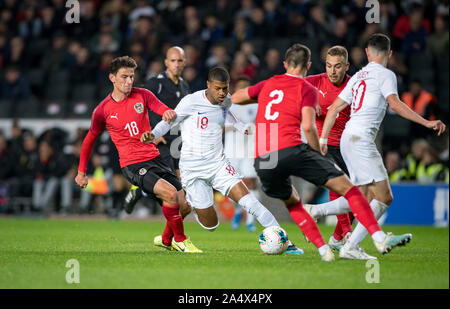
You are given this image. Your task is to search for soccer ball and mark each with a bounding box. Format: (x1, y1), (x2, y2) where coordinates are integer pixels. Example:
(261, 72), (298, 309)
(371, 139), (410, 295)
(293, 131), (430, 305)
(259, 226), (289, 255)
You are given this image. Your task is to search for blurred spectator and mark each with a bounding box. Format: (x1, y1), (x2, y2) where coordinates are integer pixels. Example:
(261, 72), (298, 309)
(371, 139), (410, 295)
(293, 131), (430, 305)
(230, 50), (257, 82)
(379, 0), (398, 33)
(401, 8), (429, 55)
(100, 0), (130, 35)
(401, 80), (439, 137)
(206, 0), (237, 33)
(240, 41), (259, 67)
(70, 46), (96, 85)
(263, 0), (282, 35)
(249, 7), (266, 39)
(0, 66), (31, 102)
(348, 46), (366, 76)
(157, 0), (184, 33)
(416, 146), (448, 183)
(4, 36), (29, 70)
(146, 59), (164, 80)
(305, 5), (332, 43)
(31, 140), (70, 213)
(128, 0), (156, 25)
(182, 65), (204, 92)
(393, 3), (431, 41)
(287, 10), (307, 39)
(231, 17), (253, 43)
(206, 43), (230, 69)
(40, 32), (68, 73)
(17, 5), (41, 40)
(38, 6), (59, 40)
(253, 48), (283, 82)
(385, 150), (408, 182)
(427, 14), (449, 56)
(236, 0), (255, 19)
(201, 14), (225, 46)
(8, 132), (39, 209)
(405, 139), (430, 181)
(0, 132), (14, 181)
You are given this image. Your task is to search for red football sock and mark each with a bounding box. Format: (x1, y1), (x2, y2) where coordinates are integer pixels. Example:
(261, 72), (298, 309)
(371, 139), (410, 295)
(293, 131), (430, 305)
(161, 223), (173, 246)
(329, 190), (353, 241)
(162, 205), (187, 242)
(344, 186), (381, 235)
(287, 200), (325, 249)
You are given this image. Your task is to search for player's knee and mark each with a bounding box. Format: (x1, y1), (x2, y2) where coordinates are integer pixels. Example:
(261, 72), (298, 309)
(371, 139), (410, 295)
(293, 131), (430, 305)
(383, 192), (394, 206)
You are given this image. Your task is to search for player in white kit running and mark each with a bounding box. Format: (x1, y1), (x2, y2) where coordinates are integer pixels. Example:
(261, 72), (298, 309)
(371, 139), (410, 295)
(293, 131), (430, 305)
(306, 33), (446, 259)
(141, 67), (304, 254)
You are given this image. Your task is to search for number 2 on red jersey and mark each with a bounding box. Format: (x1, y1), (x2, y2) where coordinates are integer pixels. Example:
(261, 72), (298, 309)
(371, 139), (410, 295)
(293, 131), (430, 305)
(265, 90), (284, 120)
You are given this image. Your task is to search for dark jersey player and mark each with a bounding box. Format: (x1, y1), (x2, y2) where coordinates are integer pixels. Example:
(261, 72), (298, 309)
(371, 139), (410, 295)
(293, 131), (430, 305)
(231, 44), (413, 261)
(305, 45), (353, 252)
(124, 46), (190, 214)
(75, 56), (201, 253)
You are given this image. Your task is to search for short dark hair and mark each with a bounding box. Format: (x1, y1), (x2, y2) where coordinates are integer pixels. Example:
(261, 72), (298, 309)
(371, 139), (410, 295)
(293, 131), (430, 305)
(208, 66), (230, 82)
(285, 44), (311, 69)
(367, 33), (391, 54)
(109, 56), (137, 75)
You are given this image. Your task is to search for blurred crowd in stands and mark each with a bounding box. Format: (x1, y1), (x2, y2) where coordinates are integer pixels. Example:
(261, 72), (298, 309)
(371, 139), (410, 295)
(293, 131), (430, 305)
(0, 0), (448, 216)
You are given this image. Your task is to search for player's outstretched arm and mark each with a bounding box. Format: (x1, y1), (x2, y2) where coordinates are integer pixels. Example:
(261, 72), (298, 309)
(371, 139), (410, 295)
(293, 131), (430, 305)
(320, 98), (349, 155)
(387, 94), (446, 136)
(75, 131), (99, 188)
(231, 87), (258, 105)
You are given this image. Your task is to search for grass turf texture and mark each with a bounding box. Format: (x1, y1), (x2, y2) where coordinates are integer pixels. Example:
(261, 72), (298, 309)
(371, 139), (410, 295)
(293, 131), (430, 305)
(0, 218), (448, 289)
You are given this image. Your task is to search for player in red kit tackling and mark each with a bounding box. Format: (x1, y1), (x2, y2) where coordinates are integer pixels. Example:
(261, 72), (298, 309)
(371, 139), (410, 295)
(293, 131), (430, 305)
(305, 46), (354, 252)
(232, 44), (413, 261)
(74, 56), (202, 253)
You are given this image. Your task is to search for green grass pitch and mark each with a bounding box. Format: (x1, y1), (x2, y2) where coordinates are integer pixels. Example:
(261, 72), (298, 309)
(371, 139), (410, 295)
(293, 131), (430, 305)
(0, 218), (448, 289)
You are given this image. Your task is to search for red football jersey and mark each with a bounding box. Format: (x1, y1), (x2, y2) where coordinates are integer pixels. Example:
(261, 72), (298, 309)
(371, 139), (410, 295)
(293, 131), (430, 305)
(86, 87), (170, 169)
(248, 74), (317, 158)
(305, 73), (350, 147)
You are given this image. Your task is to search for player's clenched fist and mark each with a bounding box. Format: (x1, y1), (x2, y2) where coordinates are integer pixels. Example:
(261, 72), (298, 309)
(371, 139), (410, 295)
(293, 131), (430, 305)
(162, 110), (177, 123)
(140, 131), (155, 143)
(426, 120), (446, 136)
(75, 172), (89, 188)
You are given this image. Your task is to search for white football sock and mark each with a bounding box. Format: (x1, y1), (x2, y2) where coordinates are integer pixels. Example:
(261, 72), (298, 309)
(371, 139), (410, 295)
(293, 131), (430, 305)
(311, 196), (350, 217)
(318, 244), (331, 256)
(346, 199), (389, 249)
(238, 193), (279, 228)
(246, 190), (258, 225)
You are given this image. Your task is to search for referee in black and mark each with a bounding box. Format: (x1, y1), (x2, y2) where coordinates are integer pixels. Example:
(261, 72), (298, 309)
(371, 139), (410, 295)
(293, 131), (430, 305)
(124, 46), (190, 213)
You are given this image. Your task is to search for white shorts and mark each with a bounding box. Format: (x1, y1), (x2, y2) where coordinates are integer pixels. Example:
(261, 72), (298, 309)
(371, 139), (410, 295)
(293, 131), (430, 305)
(180, 158), (242, 210)
(340, 130), (388, 186)
(228, 157), (257, 178)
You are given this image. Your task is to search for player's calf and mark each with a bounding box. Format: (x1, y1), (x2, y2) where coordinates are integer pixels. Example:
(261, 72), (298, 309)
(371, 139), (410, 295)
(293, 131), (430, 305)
(194, 206), (219, 231)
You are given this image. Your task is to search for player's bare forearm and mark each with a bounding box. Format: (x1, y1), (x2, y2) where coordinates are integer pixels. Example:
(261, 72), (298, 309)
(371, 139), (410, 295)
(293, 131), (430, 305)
(387, 94), (428, 126)
(231, 88), (257, 105)
(387, 94), (446, 135)
(304, 128), (321, 152)
(301, 106), (320, 152)
(321, 98), (347, 141)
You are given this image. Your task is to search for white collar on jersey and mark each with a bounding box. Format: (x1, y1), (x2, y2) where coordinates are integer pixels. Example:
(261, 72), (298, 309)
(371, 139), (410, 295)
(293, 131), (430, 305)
(284, 73), (304, 79)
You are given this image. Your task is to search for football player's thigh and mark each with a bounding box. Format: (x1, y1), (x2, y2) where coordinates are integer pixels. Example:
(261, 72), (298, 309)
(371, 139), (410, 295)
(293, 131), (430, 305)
(211, 160), (242, 197)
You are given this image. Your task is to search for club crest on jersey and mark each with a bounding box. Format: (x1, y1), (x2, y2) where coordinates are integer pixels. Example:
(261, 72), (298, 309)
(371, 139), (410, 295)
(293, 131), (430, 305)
(134, 102), (144, 114)
(139, 168), (147, 175)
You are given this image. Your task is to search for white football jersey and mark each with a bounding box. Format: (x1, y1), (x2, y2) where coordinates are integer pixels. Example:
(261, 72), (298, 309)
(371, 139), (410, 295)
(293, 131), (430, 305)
(224, 103), (258, 159)
(169, 89), (232, 167)
(339, 62), (398, 139)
